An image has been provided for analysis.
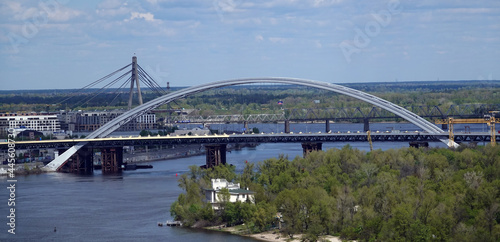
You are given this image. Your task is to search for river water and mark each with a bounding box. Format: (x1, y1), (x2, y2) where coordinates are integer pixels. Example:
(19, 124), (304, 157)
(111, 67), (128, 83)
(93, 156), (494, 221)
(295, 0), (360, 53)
(0, 123), (489, 241)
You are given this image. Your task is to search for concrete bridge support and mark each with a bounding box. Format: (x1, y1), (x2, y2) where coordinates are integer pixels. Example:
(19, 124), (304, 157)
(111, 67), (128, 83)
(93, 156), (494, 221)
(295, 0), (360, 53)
(101, 147), (123, 173)
(301, 142), (322, 158)
(244, 121), (249, 133)
(285, 120), (290, 133)
(326, 119), (330, 133)
(60, 147), (93, 174)
(205, 144), (227, 168)
(364, 118), (370, 132)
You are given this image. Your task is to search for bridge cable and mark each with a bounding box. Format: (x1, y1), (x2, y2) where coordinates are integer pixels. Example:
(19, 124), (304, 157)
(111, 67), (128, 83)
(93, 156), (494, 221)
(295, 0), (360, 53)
(136, 70), (180, 109)
(56, 63), (132, 106)
(136, 65), (183, 109)
(107, 76), (132, 106)
(137, 71), (164, 96)
(137, 65), (167, 94)
(73, 70), (132, 108)
(136, 71), (164, 96)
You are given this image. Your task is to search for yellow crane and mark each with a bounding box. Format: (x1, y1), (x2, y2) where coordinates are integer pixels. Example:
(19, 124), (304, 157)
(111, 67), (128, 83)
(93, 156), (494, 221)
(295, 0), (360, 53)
(435, 114), (496, 147)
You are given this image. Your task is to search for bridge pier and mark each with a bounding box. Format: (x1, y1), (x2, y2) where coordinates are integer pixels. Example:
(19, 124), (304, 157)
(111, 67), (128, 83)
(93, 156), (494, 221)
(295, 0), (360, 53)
(244, 121), (249, 134)
(326, 119), (330, 133)
(301, 142), (322, 158)
(204, 144), (227, 168)
(285, 120), (290, 133)
(364, 118), (370, 132)
(100, 147), (123, 173)
(60, 147), (93, 174)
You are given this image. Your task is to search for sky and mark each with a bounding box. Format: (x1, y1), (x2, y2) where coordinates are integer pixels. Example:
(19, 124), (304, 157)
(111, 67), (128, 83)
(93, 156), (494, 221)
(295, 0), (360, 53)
(1, 0), (499, 90)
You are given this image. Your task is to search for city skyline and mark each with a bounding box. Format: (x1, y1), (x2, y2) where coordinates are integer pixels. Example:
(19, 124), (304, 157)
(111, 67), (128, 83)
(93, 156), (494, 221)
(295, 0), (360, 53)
(1, 0), (499, 90)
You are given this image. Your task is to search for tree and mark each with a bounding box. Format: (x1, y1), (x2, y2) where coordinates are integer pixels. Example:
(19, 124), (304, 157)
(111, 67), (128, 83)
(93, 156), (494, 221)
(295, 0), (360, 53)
(139, 130), (149, 137)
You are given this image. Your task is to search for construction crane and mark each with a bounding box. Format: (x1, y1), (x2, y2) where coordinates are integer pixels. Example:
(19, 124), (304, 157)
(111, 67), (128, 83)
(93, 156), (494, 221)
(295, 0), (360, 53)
(435, 114), (496, 147)
(367, 130), (373, 151)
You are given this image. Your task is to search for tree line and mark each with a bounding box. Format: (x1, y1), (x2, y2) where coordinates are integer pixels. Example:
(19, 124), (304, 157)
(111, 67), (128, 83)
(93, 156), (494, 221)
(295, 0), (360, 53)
(170, 144), (500, 241)
(1, 81), (499, 115)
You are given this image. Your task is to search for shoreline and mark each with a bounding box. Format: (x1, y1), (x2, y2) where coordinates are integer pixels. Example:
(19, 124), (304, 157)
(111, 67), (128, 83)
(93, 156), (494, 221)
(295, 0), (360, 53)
(203, 224), (345, 242)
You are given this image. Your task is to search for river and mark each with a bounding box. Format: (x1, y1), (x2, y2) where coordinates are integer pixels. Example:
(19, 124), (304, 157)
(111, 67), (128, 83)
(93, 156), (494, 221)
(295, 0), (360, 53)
(0, 122), (489, 241)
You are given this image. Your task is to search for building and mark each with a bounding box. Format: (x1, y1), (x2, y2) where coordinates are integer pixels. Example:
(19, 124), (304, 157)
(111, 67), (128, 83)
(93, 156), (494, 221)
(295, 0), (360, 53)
(173, 127), (211, 136)
(57, 110), (156, 132)
(205, 178), (255, 210)
(0, 113), (61, 137)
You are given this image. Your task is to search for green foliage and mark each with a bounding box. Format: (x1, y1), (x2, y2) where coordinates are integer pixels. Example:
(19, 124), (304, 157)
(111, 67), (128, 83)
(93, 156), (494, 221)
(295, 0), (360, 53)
(3, 82), (498, 117)
(171, 145), (500, 241)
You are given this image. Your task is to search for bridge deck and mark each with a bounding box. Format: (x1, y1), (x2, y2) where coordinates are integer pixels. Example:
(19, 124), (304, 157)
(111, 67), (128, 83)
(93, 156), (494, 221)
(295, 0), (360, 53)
(1, 132), (493, 150)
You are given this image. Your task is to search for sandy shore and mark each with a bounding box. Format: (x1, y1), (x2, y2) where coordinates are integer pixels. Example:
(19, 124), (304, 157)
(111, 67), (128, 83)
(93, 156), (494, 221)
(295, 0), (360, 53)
(206, 225), (345, 242)
(246, 231), (343, 242)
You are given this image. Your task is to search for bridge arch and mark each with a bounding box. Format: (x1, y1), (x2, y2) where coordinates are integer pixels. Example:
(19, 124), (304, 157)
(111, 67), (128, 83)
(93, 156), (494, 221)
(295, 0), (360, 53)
(45, 77), (450, 171)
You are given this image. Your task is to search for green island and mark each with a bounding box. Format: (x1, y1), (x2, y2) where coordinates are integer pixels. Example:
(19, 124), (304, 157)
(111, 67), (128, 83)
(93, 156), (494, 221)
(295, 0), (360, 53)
(170, 144), (500, 241)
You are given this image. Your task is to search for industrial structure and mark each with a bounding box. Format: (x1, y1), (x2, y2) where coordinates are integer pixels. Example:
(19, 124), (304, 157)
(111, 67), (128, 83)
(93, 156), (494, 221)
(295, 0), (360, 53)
(435, 112), (497, 147)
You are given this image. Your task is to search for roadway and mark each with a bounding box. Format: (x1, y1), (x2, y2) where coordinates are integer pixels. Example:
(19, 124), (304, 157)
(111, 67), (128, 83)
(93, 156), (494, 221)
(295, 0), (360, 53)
(1, 131), (494, 150)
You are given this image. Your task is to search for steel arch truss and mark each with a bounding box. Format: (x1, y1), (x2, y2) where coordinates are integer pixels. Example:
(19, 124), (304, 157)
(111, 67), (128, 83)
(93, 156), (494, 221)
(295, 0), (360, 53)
(45, 77), (450, 171)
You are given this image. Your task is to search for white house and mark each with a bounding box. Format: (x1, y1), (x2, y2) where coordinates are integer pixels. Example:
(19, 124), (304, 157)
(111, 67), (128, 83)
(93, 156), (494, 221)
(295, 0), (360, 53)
(205, 178), (255, 210)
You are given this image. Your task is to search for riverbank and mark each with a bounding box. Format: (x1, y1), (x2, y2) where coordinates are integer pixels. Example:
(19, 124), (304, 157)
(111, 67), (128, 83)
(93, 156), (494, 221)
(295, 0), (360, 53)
(0, 161), (46, 176)
(205, 225), (345, 242)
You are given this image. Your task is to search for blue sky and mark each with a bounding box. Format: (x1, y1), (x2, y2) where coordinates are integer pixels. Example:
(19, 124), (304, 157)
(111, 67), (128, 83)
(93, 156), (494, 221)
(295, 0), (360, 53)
(1, 0), (499, 90)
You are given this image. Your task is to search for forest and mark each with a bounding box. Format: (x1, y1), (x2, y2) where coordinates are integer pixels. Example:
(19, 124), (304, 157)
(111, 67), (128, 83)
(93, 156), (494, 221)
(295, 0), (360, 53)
(170, 144), (500, 241)
(1, 81), (499, 116)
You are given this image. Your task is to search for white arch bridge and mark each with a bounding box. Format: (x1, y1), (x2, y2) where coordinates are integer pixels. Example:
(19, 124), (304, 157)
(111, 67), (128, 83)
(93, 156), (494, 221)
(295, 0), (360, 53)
(45, 77), (453, 171)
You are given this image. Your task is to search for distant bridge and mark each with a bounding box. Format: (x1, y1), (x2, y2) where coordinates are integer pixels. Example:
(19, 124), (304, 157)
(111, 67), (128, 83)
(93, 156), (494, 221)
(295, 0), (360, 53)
(166, 104), (500, 124)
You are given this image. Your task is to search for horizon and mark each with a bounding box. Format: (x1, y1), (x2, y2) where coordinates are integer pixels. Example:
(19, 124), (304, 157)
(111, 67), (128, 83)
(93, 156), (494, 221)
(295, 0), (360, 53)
(0, 79), (499, 92)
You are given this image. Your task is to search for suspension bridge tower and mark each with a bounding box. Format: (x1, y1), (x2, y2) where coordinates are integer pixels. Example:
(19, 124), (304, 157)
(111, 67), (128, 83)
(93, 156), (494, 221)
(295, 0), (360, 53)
(128, 56), (143, 109)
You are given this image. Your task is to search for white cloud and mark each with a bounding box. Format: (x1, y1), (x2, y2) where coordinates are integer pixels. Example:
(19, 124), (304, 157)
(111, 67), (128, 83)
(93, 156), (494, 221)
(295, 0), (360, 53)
(97, 0), (123, 10)
(128, 12), (156, 22)
(214, 0), (239, 13)
(95, 0), (137, 17)
(255, 35), (264, 42)
(3, 0), (82, 22)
